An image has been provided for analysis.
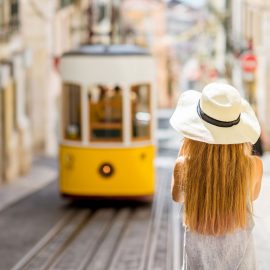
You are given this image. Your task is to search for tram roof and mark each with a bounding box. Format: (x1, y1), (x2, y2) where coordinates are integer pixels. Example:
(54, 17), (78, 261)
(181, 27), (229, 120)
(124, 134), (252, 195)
(60, 44), (155, 85)
(62, 44), (150, 57)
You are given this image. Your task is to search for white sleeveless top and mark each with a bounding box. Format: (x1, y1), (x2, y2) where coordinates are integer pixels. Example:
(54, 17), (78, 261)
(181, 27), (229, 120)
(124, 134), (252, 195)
(181, 215), (257, 270)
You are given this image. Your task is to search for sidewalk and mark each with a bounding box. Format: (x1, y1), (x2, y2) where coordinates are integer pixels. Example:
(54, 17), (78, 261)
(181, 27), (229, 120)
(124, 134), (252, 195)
(254, 154), (270, 268)
(0, 156), (58, 212)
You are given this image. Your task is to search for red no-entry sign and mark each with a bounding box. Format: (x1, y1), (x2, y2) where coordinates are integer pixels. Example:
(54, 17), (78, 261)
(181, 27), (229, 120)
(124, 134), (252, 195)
(241, 52), (257, 73)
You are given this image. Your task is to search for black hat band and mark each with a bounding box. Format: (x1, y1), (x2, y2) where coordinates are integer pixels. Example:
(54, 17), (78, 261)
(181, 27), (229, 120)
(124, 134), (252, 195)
(197, 101), (241, 128)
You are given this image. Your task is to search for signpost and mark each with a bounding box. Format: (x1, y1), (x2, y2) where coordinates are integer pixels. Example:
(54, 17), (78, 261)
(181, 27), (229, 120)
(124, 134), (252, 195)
(241, 51), (257, 105)
(241, 51), (257, 73)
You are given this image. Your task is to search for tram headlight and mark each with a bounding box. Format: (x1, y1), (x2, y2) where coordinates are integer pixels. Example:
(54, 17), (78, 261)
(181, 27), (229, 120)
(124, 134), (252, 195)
(99, 163), (114, 178)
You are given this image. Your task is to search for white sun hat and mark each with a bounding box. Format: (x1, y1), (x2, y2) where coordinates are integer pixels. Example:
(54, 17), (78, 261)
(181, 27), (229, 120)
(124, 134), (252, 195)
(170, 82), (261, 144)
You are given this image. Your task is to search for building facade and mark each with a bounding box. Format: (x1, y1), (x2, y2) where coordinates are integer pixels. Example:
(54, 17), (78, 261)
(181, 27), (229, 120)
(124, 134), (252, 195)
(231, 0), (270, 147)
(0, 0), (32, 183)
(0, 0), (83, 184)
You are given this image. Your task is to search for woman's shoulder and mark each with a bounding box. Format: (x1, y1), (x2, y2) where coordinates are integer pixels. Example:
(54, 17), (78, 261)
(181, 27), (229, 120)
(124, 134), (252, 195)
(250, 155), (263, 201)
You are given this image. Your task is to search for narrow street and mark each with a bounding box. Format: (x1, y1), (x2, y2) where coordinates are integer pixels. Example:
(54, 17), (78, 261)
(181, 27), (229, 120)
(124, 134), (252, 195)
(0, 113), (270, 270)
(0, 114), (184, 270)
(0, 167), (182, 270)
(1, 1), (270, 269)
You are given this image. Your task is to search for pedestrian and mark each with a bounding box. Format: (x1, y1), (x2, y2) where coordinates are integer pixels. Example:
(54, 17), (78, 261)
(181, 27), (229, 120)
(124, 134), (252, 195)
(251, 107), (269, 157)
(170, 82), (263, 269)
(253, 136), (264, 156)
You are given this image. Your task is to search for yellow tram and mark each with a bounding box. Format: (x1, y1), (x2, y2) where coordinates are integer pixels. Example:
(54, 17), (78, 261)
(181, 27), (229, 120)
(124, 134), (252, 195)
(59, 44), (157, 200)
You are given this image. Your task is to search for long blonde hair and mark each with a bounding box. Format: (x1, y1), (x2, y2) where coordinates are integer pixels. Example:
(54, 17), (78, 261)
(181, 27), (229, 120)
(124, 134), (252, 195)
(176, 138), (254, 236)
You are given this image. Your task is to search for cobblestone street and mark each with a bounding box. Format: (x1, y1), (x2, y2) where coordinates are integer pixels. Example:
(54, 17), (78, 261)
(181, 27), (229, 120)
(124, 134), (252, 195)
(0, 166), (183, 270)
(0, 115), (184, 270)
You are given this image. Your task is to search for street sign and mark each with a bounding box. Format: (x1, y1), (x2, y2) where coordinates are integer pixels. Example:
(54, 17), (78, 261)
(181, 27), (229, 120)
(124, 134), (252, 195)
(241, 52), (257, 73)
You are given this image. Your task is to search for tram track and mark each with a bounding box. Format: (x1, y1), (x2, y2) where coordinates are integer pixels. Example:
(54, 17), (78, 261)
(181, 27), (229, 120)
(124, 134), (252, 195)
(50, 209), (116, 270)
(144, 167), (170, 270)
(11, 207), (148, 270)
(84, 208), (131, 270)
(12, 210), (90, 270)
(12, 169), (182, 270)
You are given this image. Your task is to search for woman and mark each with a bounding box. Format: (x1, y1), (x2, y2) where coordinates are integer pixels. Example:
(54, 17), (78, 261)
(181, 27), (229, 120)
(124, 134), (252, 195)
(170, 83), (263, 269)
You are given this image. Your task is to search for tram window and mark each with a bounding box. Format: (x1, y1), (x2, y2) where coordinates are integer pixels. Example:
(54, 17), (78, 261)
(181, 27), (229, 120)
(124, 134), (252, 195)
(88, 85), (123, 142)
(63, 83), (81, 141)
(131, 84), (151, 141)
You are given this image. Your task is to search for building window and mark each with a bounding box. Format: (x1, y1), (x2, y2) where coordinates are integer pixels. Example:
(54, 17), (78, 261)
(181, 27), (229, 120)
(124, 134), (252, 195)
(0, 0), (19, 41)
(10, 0), (19, 31)
(0, 0), (8, 40)
(60, 0), (75, 8)
(88, 85), (123, 142)
(131, 84), (151, 141)
(63, 83), (81, 141)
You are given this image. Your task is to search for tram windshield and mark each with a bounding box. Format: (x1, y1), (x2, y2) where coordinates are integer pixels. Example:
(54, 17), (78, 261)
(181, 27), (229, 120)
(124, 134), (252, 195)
(88, 85), (123, 142)
(131, 84), (151, 141)
(63, 83), (81, 141)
